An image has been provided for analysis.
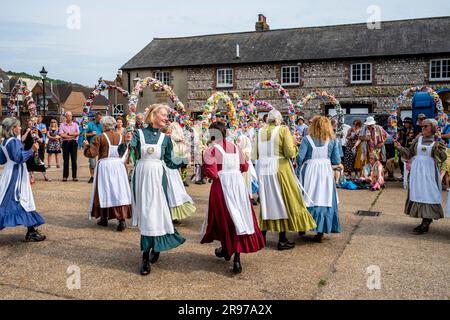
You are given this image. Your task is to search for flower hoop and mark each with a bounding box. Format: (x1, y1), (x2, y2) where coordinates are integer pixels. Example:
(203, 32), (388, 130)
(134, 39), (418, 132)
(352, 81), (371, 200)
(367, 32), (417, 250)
(83, 81), (130, 119)
(7, 79), (37, 118)
(128, 77), (191, 129)
(390, 86), (444, 135)
(232, 93), (268, 129)
(250, 80), (296, 130)
(202, 92), (238, 128)
(296, 91), (345, 137)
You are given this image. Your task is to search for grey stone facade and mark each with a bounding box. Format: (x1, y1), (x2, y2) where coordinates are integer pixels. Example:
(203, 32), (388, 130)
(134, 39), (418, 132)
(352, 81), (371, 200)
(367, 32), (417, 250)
(182, 56), (450, 119)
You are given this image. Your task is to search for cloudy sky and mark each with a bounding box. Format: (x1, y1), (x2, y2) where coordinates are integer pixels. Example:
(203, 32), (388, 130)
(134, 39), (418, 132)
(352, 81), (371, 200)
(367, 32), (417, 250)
(1, 0), (449, 86)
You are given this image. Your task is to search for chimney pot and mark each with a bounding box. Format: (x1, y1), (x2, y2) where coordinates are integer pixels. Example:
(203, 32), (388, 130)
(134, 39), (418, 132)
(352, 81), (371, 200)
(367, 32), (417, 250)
(255, 14), (270, 32)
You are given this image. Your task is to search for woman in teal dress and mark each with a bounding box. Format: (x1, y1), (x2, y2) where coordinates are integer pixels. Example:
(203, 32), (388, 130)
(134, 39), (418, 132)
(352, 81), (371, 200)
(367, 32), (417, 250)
(120, 104), (186, 276)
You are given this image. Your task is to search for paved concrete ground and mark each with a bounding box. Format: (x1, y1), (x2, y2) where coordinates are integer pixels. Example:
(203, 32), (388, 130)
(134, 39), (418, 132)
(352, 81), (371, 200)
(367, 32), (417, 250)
(1, 154), (449, 300)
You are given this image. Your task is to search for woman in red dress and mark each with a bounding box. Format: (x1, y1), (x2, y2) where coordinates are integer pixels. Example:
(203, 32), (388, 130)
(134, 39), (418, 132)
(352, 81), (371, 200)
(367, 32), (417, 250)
(201, 121), (265, 274)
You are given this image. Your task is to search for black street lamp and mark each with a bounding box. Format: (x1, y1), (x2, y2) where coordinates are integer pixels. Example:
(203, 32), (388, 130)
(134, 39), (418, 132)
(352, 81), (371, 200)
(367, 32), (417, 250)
(40, 66), (48, 117)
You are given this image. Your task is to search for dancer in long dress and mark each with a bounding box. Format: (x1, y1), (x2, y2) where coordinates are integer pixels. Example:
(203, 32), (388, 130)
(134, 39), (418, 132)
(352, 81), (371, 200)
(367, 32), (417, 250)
(254, 110), (316, 250)
(0, 118), (46, 242)
(297, 116), (342, 243)
(161, 123), (196, 223)
(237, 129), (258, 205)
(202, 121), (265, 274)
(395, 119), (447, 234)
(120, 104), (186, 276)
(84, 116), (132, 232)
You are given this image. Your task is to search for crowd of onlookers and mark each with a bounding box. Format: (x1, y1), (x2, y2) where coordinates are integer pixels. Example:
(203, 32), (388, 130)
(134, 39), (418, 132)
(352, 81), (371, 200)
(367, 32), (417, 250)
(17, 111), (141, 184)
(293, 113), (450, 192)
(11, 110), (450, 194)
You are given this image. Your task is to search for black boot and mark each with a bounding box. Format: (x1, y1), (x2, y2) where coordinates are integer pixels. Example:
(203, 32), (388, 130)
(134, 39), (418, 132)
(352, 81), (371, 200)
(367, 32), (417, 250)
(150, 250), (161, 264)
(414, 219), (432, 235)
(97, 218), (108, 227)
(140, 252), (151, 276)
(278, 232), (295, 251)
(117, 220), (126, 232)
(233, 253), (242, 275)
(215, 247), (231, 261)
(313, 233), (324, 243)
(25, 227), (46, 242)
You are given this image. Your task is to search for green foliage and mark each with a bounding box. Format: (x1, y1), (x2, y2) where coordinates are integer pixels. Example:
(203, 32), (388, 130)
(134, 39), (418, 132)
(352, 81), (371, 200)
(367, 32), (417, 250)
(6, 71), (79, 85)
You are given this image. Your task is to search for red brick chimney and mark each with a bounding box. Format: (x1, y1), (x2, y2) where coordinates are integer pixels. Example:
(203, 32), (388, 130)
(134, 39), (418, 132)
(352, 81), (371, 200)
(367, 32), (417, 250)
(255, 14), (270, 32)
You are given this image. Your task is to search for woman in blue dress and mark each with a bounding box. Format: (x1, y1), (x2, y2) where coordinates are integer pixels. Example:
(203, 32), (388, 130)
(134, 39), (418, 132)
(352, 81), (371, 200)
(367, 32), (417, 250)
(0, 118), (46, 241)
(297, 116), (342, 243)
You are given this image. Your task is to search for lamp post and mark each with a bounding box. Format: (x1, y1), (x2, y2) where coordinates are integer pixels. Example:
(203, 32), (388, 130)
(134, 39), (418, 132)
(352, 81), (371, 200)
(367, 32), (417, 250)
(40, 66), (48, 117)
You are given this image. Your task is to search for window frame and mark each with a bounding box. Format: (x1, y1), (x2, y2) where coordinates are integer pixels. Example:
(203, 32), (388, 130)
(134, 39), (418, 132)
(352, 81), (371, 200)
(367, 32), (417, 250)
(430, 59), (450, 81)
(216, 68), (234, 88)
(154, 71), (171, 86)
(350, 63), (373, 84)
(281, 66), (300, 86)
(112, 104), (125, 116)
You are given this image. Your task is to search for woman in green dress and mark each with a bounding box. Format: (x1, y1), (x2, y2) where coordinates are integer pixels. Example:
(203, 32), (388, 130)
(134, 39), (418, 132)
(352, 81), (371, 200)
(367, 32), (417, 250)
(121, 104), (186, 276)
(254, 110), (316, 250)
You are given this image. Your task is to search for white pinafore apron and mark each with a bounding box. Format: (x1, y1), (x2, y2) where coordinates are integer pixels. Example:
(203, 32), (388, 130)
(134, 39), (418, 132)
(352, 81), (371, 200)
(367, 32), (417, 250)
(89, 133), (132, 217)
(132, 130), (174, 237)
(0, 138), (36, 212)
(301, 136), (336, 208)
(256, 126), (288, 220)
(215, 144), (255, 235)
(410, 136), (442, 205)
(164, 164), (193, 208)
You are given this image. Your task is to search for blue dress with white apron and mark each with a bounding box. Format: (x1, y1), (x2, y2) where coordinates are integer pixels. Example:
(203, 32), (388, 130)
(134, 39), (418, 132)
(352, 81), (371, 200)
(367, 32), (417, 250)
(298, 136), (342, 234)
(132, 129), (185, 253)
(89, 133), (132, 218)
(0, 138), (45, 229)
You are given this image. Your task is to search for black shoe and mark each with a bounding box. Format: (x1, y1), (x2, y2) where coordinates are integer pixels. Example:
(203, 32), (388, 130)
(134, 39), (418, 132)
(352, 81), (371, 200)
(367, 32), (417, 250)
(233, 261), (242, 275)
(195, 181), (203, 185)
(183, 181), (189, 187)
(25, 229), (46, 242)
(97, 219), (108, 227)
(277, 241), (295, 251)
(313, 234), (324, 243)
(413, 224), (430, 235)
(201, 180), (206, 185)
(88, 177), (94, 184)
(172, 219), (180, 225)
(140, 258), (151, 276)
(117, 221), (126, 232)
(150, 251), (160, 264)
(251, 199), (258, 206)
(215, 247), (231, 261)
(298, 231), (306, 237)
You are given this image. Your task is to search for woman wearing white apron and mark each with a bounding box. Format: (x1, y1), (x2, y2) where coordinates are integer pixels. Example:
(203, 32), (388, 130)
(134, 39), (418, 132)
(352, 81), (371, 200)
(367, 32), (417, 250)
(0, 118), (46, 242)
(237, 130), (258, 206)
(161, 123), (196, 223)
(202, 122), (265, 274)
(121, 105), (186, 276)
(84, 117), (132, 232)
(254, 110), (316, 250)
(395, 119), (447, 234)
(297, 116), (342, 243)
